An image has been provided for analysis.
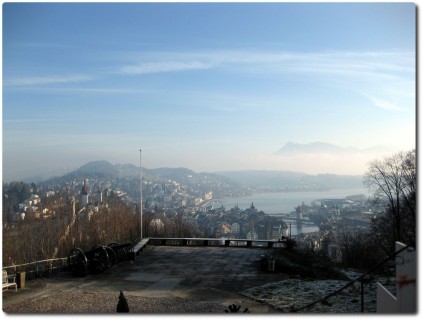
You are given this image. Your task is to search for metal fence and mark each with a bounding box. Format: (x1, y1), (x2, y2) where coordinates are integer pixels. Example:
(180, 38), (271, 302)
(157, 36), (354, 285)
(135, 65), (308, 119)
(2, 258), (68, 280)
(146, 237), (286, 248)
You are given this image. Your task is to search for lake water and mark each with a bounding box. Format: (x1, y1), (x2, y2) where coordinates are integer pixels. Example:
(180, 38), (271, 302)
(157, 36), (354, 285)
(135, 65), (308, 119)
(219, 187), (372, 236)
(221, 187), (371, 214)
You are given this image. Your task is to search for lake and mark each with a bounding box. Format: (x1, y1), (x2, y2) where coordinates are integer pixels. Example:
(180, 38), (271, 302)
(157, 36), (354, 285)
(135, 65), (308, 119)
(219, 187), (372, 236)
(221, 187), (371, 214)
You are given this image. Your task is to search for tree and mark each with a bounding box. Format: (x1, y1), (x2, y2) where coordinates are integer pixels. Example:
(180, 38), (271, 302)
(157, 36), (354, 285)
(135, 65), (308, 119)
(363, 150), (416, 252)
(2, 181), (31, 223)
(337, 226), (382, 270)
(116, 290), (129, 313)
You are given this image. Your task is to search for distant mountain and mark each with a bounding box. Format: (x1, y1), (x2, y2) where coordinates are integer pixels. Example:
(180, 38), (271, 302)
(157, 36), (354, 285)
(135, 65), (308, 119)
(276, 142), (348, 155)
(77, 160), (120, 177)
(71, 161), (198, 183)
(148, 167), (196, 183)
(40, 160), (364, 195)
(39, 161), (248, 199)
(276, 141), (394, 155)
(217, 170), (364, 191)
(115, 163), (140, 177)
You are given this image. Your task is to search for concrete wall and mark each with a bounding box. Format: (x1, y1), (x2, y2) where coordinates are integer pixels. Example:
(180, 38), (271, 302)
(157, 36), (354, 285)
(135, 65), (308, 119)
(376, 242), (416, 313)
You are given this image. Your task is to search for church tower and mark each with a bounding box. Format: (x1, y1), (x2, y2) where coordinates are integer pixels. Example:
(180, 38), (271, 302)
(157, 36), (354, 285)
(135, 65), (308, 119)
(81, 179), (89, 207)
(96, 186), (102, 204)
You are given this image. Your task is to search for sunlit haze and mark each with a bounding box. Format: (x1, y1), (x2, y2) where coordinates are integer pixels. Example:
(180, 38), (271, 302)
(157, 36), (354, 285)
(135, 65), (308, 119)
(2, 2), (416, 181)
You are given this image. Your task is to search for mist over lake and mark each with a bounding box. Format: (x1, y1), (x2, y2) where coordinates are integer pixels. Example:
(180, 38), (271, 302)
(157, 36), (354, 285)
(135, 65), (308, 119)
(221, 187), (371, 215)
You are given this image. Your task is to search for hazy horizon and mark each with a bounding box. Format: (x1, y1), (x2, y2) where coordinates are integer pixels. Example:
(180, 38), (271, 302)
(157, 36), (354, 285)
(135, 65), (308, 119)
(2, 3), (416, 182)
(0, 145), (409, 183)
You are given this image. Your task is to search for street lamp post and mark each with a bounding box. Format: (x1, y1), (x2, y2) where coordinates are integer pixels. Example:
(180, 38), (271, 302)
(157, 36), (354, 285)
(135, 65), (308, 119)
(139, 149), (143, 240)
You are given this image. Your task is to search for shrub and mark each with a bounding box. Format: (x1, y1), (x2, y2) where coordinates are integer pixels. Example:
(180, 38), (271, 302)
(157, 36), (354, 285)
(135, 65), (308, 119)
(224, 304), (249, 313)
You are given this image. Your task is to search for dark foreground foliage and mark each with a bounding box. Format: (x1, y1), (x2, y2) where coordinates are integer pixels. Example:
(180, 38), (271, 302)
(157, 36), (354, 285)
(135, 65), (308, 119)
(269, 249), (349, 280)
(224, 304), (249, 313)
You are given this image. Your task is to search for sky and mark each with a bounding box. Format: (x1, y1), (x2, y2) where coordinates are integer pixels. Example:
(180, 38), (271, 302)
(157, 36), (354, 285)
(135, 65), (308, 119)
(2, 1), (416, 181)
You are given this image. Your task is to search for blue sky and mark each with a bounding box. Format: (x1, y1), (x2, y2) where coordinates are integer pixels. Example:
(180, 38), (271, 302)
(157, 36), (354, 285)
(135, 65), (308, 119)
(2, 2), (416, 181)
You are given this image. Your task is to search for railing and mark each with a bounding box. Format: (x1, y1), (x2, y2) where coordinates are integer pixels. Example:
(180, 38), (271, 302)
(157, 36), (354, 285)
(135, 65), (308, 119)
(3, 243), (134, 279)
(2, 258), (68, 280)
(3, 238), (285, 279)
(145, 237), (286, 248)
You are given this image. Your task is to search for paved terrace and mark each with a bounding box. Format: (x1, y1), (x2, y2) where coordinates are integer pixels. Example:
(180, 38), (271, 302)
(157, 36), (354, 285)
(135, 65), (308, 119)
(2, 245), (289, 313)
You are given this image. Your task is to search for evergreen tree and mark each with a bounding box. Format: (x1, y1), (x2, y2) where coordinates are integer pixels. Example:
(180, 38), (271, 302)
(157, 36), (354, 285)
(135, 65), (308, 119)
(116, 290), (129, 313)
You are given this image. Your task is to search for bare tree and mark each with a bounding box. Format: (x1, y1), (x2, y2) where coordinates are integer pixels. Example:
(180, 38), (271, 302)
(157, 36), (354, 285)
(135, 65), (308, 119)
(363, 150), (416, 252)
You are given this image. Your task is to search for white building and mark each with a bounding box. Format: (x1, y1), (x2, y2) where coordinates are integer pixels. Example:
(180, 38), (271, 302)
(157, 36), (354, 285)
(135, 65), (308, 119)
(247, 231), (258, 240)
(204, 191), (213, 200)
(96, 186), (102, 204)
(231, 222), (241, 236)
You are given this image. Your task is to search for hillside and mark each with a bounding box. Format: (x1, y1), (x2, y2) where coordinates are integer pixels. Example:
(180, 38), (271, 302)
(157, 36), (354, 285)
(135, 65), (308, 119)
(39, 160), (364, 196)
(39, 161), (249, 199)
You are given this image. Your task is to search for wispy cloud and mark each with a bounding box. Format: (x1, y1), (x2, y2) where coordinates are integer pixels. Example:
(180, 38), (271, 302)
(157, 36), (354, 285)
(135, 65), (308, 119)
(118, 60), (214, 75)
(6, 49), (414, 115)
(110, 49), (416, 116)
(364, 94), (406, 111)
(10, 41), (75, 49)
(3, 118), (74, 124)
(115, 49), (414, 83)
(223, 50), (415, 80)
(6, 86), (143, 94)
(4, 74), (94, 86)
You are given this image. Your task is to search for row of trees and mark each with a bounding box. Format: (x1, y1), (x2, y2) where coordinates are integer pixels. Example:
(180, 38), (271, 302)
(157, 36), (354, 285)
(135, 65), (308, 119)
(2, 197), (141, 266)
(141, 208), (201, 238)
(2, 181), (31, 224)
(2, 189), (200, 267)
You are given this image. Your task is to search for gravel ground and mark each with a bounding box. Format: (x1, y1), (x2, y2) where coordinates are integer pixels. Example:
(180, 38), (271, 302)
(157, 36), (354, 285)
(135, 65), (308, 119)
(3, 288), (228, 314)
(4, 279), (393, 314)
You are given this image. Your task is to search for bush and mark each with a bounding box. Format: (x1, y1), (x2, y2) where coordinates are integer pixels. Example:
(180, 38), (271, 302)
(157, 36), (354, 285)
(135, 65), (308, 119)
(224, 304), (249, 313)
(270, 249), (349, 280)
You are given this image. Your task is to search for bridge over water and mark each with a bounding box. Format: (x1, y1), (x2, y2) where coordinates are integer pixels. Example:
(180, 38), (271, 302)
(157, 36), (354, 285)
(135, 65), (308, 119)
(266, 213), (317, 226)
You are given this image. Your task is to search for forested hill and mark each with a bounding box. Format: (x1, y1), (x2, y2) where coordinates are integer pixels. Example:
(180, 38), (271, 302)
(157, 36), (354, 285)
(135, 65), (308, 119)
(37, 160), (363, 191)
(37, 161), (249, 199)
(33, 160), (364, 193)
